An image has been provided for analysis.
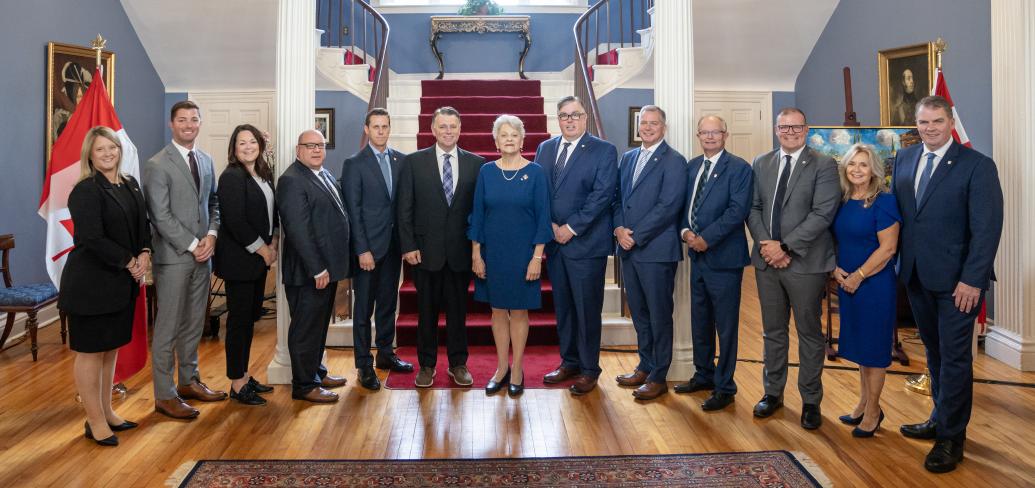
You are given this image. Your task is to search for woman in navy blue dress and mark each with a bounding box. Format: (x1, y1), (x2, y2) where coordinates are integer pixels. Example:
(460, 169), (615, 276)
(469, 115), (552, 397)
(831, 143), (901, 438)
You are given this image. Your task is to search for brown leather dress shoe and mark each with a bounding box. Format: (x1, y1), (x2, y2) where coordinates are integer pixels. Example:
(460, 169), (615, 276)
(320, 374), (347, 389)
(176, 381), (228, 402)
(544, 366), (579, 384)
(155, 397), (200, 419)
(568, 375), (598, 395)
(615, 370), (648, 387)
(292, 387), (339, 403)
(633, 382), (669, 401)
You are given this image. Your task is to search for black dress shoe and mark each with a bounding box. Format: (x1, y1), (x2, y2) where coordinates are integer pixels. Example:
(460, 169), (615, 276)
(673, 378), (715, 394)
(230, 383), (268, 406)
(901, 419), (938, 439)
(801, 403), (822, 430)
(248, 377), (274, 394)
(485, 370), (510, 395)
(701, 392), (735, 411)
(108, 420), (138, 432)
(753, 395), (783, 418)
(358, 367), (381, 391)
(84, 421), (119, 446)
(508, 373), (524, 397)
(925, 439), (964, 473)
(852, 409), (885, 438)
(376, 354), (415, 373)
(838, 413), (864, 425)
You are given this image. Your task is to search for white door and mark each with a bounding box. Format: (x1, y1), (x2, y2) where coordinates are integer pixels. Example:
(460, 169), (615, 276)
(190, 91), (275, 176)
(692, 91), (773, 161)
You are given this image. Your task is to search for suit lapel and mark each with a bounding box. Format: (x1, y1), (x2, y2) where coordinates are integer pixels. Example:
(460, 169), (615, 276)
(242, 170), (271, 234)
(917, 142), (959, 213)
(556, 136), (589, 189)
(897, 146), (921, 211)
(363, 146), (392, 199)
(424, 149), (451, 208)
(630, 142), (667, 194)
(94, 173), (135, 241)
(781, 148), (811, 207)
(165, 145), (200, 199)
(389, 148), (403, 199)
(697, 151), (728, 206)
(297, 161), (345, 215)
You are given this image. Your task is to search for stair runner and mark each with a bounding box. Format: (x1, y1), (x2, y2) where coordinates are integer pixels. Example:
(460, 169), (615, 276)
(396, 79), (556, 346)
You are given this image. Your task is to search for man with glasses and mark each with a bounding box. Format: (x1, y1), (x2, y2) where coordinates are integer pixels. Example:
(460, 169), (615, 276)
(672, 115), (753, 411)
(746, 108), (839, 429)
(277, 129), (352, 403)
(535, 96), (618, 396)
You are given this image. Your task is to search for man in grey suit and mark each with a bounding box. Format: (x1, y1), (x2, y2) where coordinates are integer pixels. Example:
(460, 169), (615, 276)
(746, 107), (840, 430)
(143, 100), (226, 420)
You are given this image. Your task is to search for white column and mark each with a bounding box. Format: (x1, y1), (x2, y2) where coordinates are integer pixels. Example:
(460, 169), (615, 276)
(653, 0), (695, 381)
(986, 0), (1035, 370)
(267, 0), (317, 384)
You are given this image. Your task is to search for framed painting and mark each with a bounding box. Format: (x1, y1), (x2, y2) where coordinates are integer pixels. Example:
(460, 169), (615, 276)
(808, 126), (922, 186)
(47, 41), (115, 164)
(878, 41), (935, 126)
(628, 106), (642, 147)
(315, 108), (335, 149)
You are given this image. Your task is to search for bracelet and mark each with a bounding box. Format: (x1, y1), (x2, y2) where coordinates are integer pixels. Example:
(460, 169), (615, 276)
(856, 269), (867, 279)
(533, 255), (544, 260)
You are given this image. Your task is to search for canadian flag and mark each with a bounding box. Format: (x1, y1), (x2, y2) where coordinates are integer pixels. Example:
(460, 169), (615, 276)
(38, 67), (148, 381)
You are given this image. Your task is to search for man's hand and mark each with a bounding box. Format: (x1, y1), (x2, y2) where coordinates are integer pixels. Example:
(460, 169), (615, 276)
(953, 282), (982, 313)
(359, 251), (376, 271)
(615, 227), (635, 251)
(257, 245), (277, 266)
(472, 256), (486, 279)
(270, 235), (279, 252)
(554, 224), (575, 245)
(681, 229), (695, 244)
(315, 271), (330, 290)
(760, 240), (787, 265)
(193, 235), (216, 262)
(770, 254), (791, 269)
(403, 250), (422, 265)
(689, 235), (709, 253)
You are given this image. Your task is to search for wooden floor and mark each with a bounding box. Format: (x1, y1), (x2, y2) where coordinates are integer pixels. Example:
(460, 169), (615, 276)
(1, 268), (1033, 487)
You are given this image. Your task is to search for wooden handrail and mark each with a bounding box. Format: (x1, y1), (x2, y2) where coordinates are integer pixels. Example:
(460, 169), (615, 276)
(573, 1), (608, 138)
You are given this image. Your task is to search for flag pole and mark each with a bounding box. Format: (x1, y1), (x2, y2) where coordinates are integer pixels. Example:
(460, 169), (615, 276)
(91, 34), (106, 75)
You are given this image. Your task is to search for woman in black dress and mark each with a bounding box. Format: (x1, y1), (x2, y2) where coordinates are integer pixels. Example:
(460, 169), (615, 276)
(214, 124), (278, 405)
(59, 126), (151, 446)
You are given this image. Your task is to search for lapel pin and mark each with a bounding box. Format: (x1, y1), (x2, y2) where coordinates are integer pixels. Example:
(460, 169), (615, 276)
(581, 145), (586, 148)
(947, 160), (953, 165)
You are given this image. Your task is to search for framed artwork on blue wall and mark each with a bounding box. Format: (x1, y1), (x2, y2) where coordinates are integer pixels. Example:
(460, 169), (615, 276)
(808, 126), (921, 185)
(315, 107), (335, 149)
(46, 41), (115, 165)
(628, 106), (642, 147)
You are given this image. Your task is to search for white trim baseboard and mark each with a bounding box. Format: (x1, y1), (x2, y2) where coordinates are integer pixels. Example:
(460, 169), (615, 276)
(984, 326), (1035, 371)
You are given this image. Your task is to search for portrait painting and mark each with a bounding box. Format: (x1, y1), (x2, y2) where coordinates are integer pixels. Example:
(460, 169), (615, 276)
(808, 126), (922, 186)
(878, 42), (935, 126)
(628, 106), (642, 147)
(315, 108), (335, 149)
(46, 41), (115, 164)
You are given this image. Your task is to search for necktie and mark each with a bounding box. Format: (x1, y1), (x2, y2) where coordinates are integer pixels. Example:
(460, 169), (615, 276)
(377, 152), (392, 198)
(915, 152), (936, 206)
(187, 150), (201, 192)
(631, 149), (651, 186)
(771, 155), (792, 241)
(553, 142), (572, 186)
(690, 159), (712, 233)
(442, 153), (454, 205)
(319, 170), (346, 214)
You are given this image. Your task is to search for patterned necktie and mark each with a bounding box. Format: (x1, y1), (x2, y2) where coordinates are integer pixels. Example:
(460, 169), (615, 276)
(553, 142), (572, 186)
(631, 148), (651, 186)
(187, 150), (201, 191)
(690, 159), (712, 233)
(319, 170), (346, 214)
(442, 153), (454, 205)
(378, 151), (392, 198)
(771, 155), (792, 241)
(915, 152), (936, 207)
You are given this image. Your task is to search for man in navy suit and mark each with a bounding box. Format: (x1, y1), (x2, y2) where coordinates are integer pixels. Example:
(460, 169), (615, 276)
(611, 105), (687, 401)
(536, 96), (618, 395)
(341, 108), (414, 391)
(672, 115), (753, 411)
(894, 96), (1003, 474)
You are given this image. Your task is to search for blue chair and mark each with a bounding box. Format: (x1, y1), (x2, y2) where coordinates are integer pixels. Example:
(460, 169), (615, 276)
(0, 234), (65, 361)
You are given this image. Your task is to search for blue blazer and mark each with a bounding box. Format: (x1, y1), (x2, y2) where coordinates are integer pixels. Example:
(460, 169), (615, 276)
(340, 144), (405, 260)
(534, 133), (618, 259)
(682, 151), (753, 269)
(892, 141), (1003, 292)
(612, 141), (687, 263)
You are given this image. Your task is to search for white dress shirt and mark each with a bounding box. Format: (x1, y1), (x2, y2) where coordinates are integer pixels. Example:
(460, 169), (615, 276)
(914, 140), (953, 193)
(435, 144), (460, 186)
(770, 145), (805, 234)
(681, 149), (724, 237)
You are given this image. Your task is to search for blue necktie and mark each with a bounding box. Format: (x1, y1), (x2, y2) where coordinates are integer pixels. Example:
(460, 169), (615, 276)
(915, 152), (936, 207)
(377, 152), (392, 198)
(631, 149), (651, 186)
(690, 159), (712, 233)
(442, 153), (454, 205)
(319, 170), (346, 214)
(553, 142), (571, 187)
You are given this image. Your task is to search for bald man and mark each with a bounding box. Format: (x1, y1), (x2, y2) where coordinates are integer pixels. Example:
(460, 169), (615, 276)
(277, 129), (352, 403)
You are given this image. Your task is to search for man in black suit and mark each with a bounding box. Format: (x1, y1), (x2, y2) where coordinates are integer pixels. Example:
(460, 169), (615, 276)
(397, 106), (485, 388)
(341, 108), (413, 391)
(277, 129), (351, 403)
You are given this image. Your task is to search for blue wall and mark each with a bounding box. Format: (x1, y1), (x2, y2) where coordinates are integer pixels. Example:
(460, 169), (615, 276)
(0, 0), (166, 285)
(795, 0), (991, 155)
(597, 88), (654, 154)
(316, 90), (369, 178)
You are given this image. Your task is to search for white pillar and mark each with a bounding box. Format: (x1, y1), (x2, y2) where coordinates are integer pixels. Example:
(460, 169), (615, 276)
(267, 0), (317, 384)
(653, 0), (695, 382)
(986, 0), (1035, 370)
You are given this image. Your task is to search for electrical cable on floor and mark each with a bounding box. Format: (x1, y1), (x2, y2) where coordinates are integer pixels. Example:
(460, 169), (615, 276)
(735, 357), (1035, 388)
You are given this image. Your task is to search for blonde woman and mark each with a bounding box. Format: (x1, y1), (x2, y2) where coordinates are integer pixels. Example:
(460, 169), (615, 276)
(59, 126), (151, 446)
(831, 143), (901, 437)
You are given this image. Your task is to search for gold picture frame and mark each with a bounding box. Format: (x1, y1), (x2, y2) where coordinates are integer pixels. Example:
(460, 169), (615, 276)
(878, 41), (935, 126)
(46, 41), (115, 165)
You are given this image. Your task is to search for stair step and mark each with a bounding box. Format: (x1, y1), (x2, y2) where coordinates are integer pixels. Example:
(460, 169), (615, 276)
(395, 312), (558, 347)
(419, 113), (549, 133)
(418, 132), (552, 154)
(420, 96), (545, 114)
(422, 79), (542, 97)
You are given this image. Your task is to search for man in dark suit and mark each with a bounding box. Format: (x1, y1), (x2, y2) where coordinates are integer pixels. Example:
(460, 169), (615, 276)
(396, 106), (484, 388)
(535, 96), (618, 396)
(341, 108), (413, 391)
(673, 115), (753, 411)
(611, 105), (687, 401)
(746, 107), (840, 430)
(894, 96), (1003, 473)
(277, 129), (351, 403)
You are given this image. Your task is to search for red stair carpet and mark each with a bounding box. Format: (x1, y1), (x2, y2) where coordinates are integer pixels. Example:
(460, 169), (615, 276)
(384, 346), (578, 390)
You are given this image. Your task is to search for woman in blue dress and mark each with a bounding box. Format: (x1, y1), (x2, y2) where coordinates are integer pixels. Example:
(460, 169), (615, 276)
(468, 115), (553, 397)
(831, 143), (901, 438)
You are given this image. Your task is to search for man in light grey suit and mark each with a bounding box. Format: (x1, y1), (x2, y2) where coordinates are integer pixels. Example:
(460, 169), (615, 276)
(746, 107), (839, 430)
(143, 100), (226, 420)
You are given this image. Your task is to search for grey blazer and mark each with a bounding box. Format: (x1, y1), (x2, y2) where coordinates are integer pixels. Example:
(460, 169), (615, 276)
(746, 145), (839, 274)
(142, 143), (221, 265)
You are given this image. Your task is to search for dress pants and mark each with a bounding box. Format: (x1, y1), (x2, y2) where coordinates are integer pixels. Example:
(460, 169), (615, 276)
(413, 267), (470, 368)
(547, 254), (607, 378)
(689, 260), (743, 395)
(622, 259), (677, 383)
(151, 261), (210, 401)
(224, 272), (267, 379)
(286, 281), (336, 395)
(352, 250), (402, 368)
(906, 272), (982, 442)
(755, 267), (827, 404)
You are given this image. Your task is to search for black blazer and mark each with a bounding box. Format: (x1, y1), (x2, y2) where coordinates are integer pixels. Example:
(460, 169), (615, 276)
(59, 172), (152, 315)
(277, 160), (351, 286)
(396, 146), (484, 272)
(214, 165), (278, 281)
(341, 145), (405, 260)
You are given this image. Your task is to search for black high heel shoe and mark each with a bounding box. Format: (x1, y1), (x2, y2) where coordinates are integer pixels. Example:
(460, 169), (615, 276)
(838, 413), (864, 425)
(507, 372), (524, 397)
(852, 409), (885, 438)
(485, 370), (510, 395)
(84, 421), (119, 446)
(108, 420), (138, 432)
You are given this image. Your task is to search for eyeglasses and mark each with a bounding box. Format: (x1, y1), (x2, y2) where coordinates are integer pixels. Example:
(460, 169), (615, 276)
(776, 125), (806, 134)
(299, 143), (326, 150)
(558, 112), (585, 121)
(697, 130), (726, 137)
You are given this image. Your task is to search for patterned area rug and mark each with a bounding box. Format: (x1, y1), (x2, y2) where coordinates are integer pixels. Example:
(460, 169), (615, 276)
(172, 451), (829, 487)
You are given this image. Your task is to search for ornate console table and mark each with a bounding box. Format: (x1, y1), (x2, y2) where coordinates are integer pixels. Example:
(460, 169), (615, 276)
(429, 15), (532, 79)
